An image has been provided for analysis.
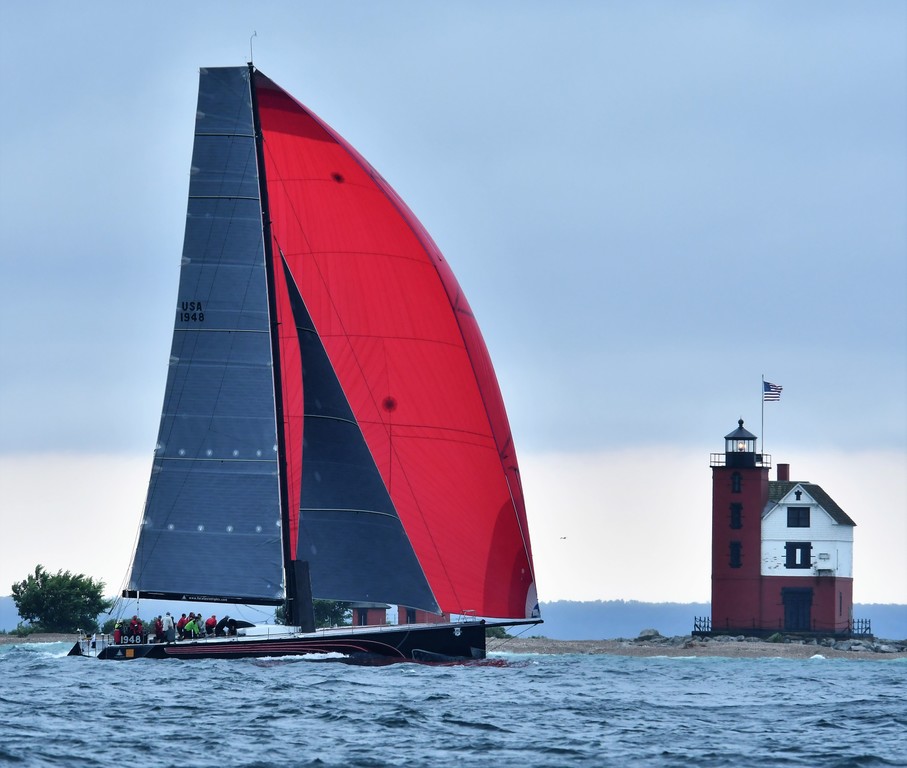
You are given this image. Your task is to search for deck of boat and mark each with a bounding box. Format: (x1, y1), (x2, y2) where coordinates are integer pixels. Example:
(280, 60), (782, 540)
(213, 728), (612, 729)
(68, 620), (492, 662)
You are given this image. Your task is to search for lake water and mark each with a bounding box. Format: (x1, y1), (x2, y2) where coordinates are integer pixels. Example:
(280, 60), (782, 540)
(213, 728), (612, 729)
(1, 641), (904, 767)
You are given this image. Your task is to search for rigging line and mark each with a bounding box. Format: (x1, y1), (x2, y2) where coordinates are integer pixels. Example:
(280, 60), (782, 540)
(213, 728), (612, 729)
(485, 622), (541, 654)
(304, 412), (359, 428)
(494, 433), (534, 580)
(504, 471), (536, 585)
(299, 507), (402, 520)
(267, 238), (439, 269)
(275, 240), (443, 614)
(325, 328), (470, 352)
(376, 422), (461, 613)
(270, 238), (375, 430)
(120, 490), (151, 602)
(258, 114), (395, 429)
(258, 133), (317, 257)
(251, 64), (299, 621)
(355, 416), (501, 445)
(276, 230), (449, 612)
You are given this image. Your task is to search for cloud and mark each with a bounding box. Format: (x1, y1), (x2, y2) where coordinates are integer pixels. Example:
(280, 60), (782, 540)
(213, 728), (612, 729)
(1, 454), (150, 596)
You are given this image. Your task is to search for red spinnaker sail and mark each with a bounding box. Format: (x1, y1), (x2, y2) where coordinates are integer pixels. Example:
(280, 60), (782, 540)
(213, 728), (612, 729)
(254, 73), (535, 619)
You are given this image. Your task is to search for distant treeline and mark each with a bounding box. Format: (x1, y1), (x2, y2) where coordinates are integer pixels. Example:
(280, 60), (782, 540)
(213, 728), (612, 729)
(531, 600), (711, 640)
(527, 601), (907, 641)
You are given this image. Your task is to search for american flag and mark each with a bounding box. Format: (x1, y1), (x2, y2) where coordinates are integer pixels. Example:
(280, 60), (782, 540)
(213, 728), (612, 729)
(763, 381), (783, 401)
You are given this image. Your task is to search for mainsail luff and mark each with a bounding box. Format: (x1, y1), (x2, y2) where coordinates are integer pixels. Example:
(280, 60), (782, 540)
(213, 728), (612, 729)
(247, 63), (311, 630)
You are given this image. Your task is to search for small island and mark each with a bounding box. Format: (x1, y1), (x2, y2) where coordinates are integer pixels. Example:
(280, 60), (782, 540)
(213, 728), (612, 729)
(488, 631), (907, 659)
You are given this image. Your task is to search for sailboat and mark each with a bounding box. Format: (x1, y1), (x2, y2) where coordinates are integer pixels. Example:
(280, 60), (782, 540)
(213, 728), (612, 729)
(69, 65), (539, 662)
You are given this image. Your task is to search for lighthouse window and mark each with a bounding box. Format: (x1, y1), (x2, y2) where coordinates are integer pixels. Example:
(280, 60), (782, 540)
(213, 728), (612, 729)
(729, 503), (742, 529)
(785, 542), (812, 569)
(729, 541), (742, 568)
(731, 472), (742, 493)
(787, 507), (810, 527)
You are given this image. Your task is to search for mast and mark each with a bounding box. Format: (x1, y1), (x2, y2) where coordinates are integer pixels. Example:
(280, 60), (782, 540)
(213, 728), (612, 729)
(248, 63), (314, 631)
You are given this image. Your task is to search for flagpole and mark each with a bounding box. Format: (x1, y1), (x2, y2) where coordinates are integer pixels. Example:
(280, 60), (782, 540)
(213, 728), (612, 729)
(761, 374), (765, 454)
(761, 380), (782, 457)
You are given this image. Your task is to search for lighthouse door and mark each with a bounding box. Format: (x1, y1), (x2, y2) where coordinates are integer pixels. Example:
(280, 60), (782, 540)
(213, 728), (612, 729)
(782, 588), (813, 631)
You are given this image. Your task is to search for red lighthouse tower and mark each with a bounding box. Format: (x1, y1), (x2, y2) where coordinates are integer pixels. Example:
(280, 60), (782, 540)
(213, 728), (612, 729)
(710, 419), (770, 633)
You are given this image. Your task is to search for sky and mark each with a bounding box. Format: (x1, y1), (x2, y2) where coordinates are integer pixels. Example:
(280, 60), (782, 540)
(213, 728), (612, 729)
(1, 2), (905, 606)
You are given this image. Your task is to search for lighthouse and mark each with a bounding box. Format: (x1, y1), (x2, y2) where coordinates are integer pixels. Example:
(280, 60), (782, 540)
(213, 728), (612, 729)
(710, 419), (769, 632)
(708, 420), (857, 635)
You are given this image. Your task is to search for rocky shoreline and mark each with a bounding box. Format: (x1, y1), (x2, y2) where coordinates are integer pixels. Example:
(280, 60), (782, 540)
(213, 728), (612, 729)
(0, 633), (76, 645)
(4, 631), (905, 659)
(489, 631), (907, 659)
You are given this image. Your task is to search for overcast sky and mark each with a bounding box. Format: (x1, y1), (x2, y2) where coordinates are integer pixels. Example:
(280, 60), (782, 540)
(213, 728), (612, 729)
(1, 2), (905, 606)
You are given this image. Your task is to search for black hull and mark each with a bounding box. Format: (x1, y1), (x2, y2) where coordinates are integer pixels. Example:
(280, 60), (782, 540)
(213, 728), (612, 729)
(68, 621), (487, 663)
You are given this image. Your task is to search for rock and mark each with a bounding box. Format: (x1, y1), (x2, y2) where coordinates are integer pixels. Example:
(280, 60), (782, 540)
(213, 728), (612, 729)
(637, 628), (661, 641)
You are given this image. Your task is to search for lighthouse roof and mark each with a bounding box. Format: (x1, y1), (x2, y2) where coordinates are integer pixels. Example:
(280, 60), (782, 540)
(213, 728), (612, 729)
(768, 481), (856, 526)
(724, 418), (757, 441)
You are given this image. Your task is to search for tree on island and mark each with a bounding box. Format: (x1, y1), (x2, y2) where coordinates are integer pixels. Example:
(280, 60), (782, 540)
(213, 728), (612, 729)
(274, 600), (351, 628)
(314, 600), (352, 628)
(11, 565), (112, 633)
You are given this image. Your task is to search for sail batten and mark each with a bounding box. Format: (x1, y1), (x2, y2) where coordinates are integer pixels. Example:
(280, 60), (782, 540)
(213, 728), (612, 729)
(187, 195), (261, 201)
